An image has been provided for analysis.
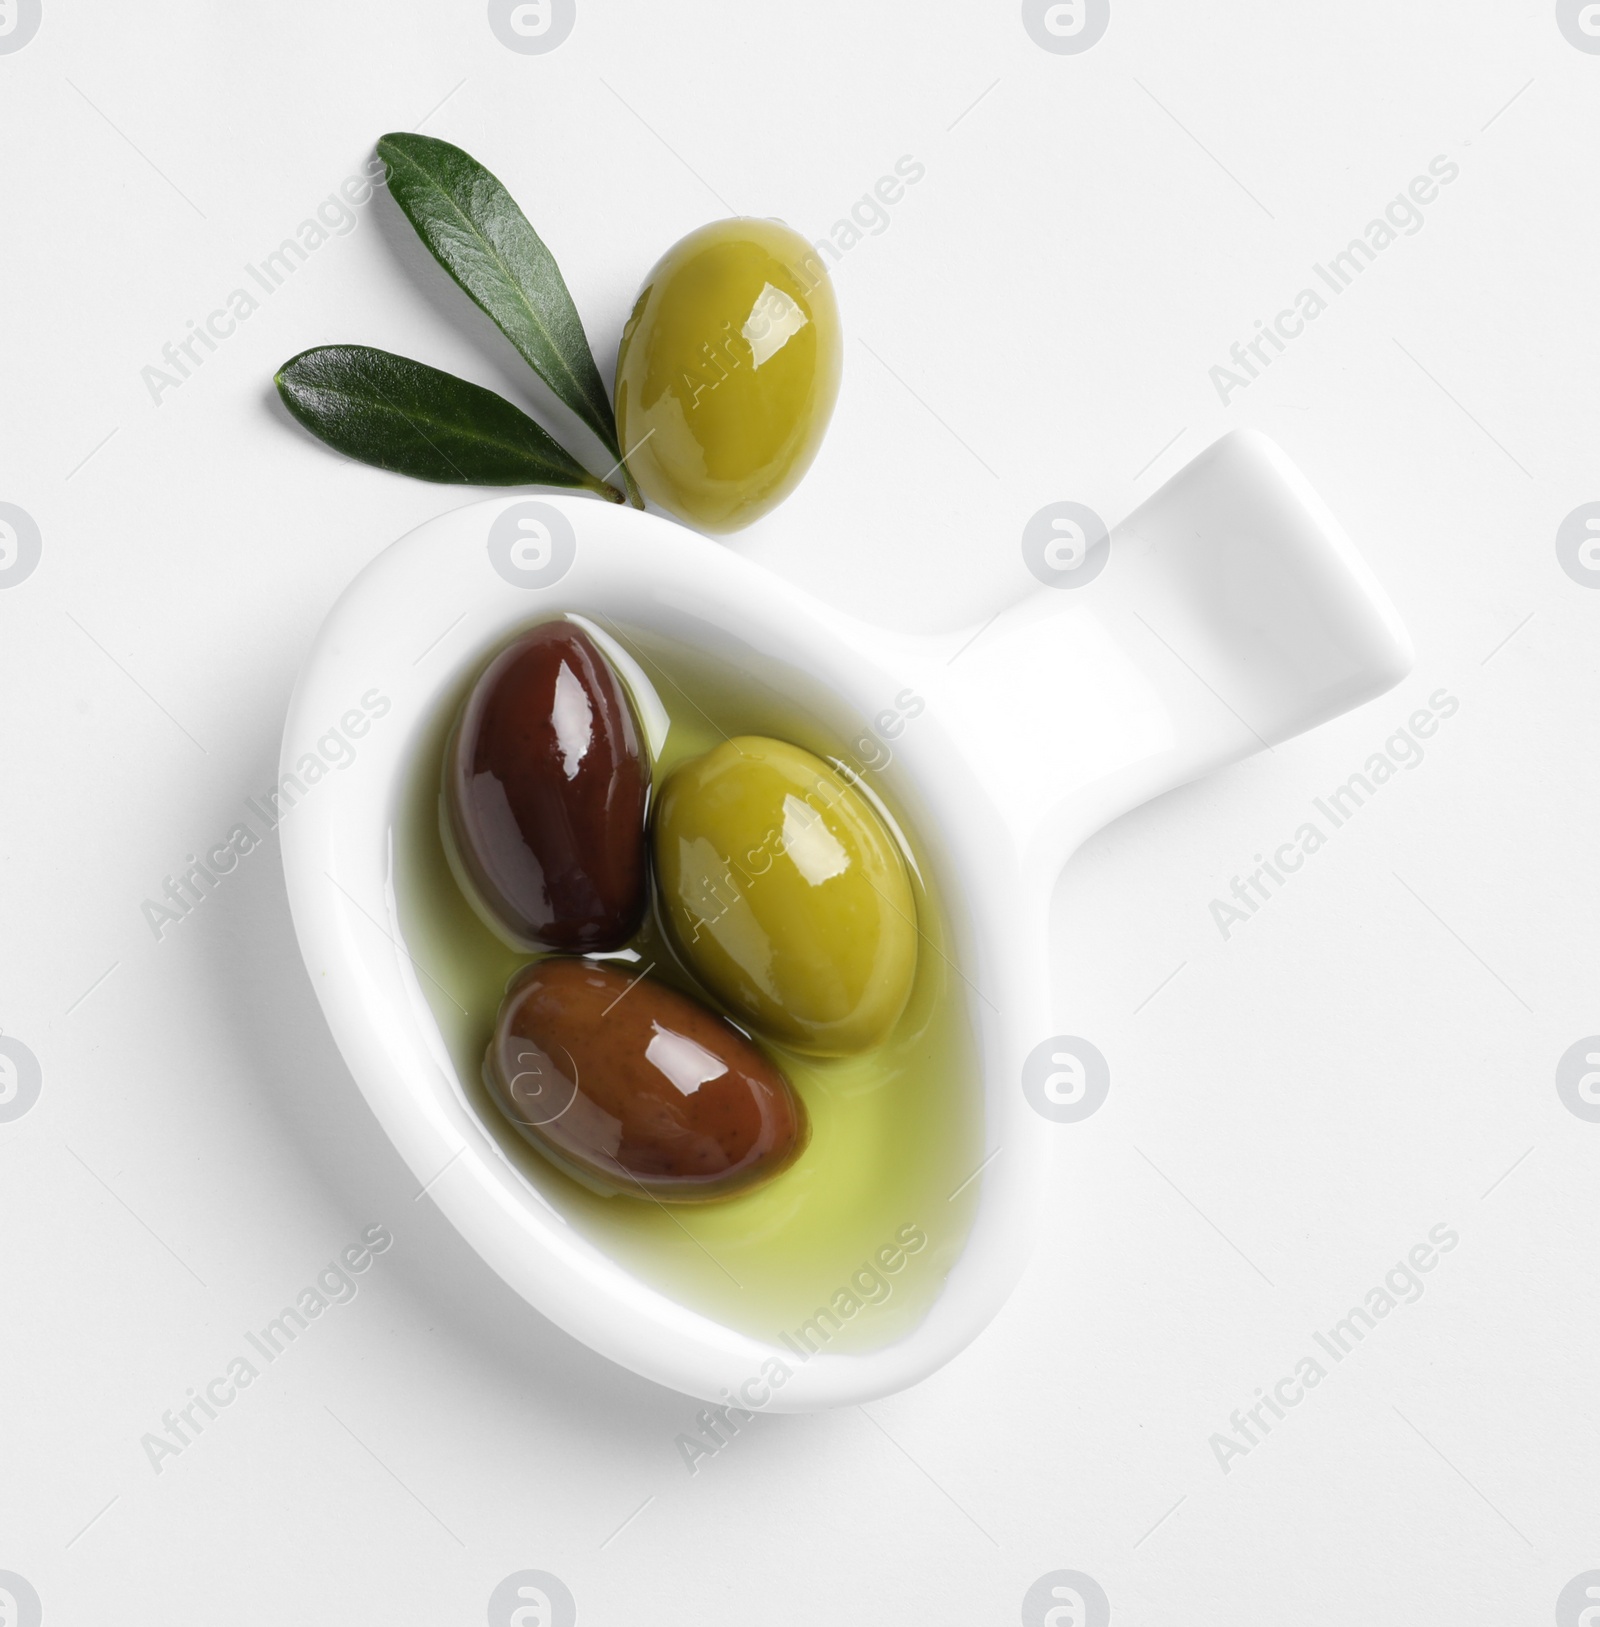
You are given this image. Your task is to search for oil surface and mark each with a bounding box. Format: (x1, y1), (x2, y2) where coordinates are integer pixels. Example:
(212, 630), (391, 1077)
(395, 618), (981, 1352)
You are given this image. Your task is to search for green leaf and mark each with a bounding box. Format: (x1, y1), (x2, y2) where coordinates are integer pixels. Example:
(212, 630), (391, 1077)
(376, 132), (632, 495)
(274, 345), (621, 496)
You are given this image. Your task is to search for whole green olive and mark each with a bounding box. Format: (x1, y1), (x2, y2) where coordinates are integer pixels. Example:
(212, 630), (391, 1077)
(613, 219), (842, 533)
(653, 737), (918, 1056)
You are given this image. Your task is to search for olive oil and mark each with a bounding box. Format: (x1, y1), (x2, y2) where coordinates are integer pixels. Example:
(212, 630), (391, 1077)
(395, 620), (981, 1353)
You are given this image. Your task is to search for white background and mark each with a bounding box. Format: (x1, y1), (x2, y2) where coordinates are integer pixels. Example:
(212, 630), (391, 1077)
(2, 2), (1598, 1622)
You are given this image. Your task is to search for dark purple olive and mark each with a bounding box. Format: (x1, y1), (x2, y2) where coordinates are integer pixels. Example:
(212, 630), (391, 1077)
(485, 959), (808, 1202)
(447, 621), (648, 951)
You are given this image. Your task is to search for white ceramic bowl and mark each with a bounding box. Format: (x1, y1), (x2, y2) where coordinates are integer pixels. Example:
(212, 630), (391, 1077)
(280, 429), (1411, 1411)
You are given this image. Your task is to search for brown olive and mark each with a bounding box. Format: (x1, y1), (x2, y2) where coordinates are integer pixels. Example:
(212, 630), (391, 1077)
(446, 621), (648, 952)
(485, 958), (807, 1202)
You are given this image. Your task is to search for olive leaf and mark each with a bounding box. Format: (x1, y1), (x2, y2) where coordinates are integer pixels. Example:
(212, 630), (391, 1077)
(275, 345), (622, 497)
(376, 132), (641, 505)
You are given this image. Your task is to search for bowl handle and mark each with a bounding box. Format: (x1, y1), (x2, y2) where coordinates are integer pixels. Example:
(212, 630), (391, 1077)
(906, 430), (1414, 875)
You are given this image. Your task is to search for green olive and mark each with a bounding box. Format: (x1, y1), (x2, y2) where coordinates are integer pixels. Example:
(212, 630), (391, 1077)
(653, 737), (917, 1056)
(614, 219), (842, 533)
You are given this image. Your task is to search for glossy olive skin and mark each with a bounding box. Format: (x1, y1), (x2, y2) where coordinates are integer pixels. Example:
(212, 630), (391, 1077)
(614, 218), (843, 533)
(654, 737), (918, 1056)
(486, 958), (807, 1201)
(446, 622), (648, 952)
